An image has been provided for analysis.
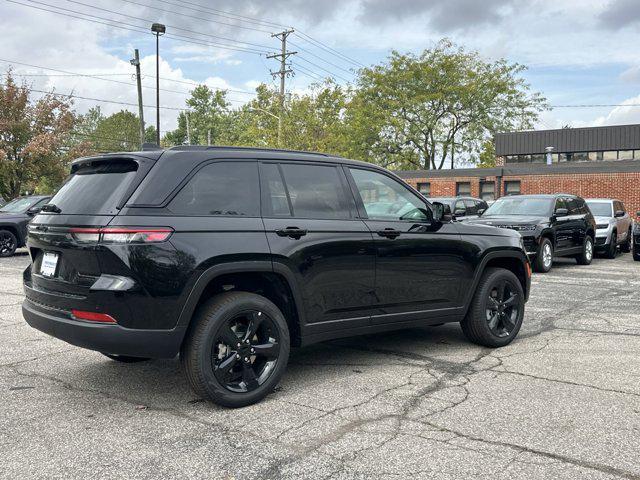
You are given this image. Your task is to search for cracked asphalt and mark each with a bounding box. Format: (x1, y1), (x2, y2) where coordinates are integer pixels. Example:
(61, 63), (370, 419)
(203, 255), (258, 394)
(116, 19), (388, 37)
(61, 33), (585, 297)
(1, 250), (640, 480)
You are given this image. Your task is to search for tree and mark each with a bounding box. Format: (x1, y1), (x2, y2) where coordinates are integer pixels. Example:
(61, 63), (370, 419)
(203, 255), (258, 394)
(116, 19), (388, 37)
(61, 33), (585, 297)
(0, 71), (78, 199)
(347, 40), (547, 170)
(477, 139), (497, 168)
(164, 85), (232, 146)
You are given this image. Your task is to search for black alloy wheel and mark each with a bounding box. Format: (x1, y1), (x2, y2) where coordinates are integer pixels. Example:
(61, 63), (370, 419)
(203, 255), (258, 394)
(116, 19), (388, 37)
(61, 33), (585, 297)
(460, 267), (525, 348)
(212, 310), (280, 393)
(0, 230), (17, 257)
(181, 291), (290, 408)
(485, 280), (521, 338)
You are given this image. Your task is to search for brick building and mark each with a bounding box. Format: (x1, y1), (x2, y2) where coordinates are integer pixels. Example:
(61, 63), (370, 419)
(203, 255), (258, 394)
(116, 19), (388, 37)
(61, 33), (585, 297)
(397, 124), (640, 215)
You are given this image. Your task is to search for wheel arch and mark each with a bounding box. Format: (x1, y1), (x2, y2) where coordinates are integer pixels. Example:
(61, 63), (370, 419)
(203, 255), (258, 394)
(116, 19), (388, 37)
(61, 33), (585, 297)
(462, 251), (530, 318)
(176, 261), (305, 347)
(0, 224), (21, 245)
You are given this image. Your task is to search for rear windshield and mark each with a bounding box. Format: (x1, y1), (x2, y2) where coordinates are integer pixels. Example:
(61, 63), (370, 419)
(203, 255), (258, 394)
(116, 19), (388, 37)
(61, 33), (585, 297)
(48, 160), (138, 215)
(586, 201), (612, 217)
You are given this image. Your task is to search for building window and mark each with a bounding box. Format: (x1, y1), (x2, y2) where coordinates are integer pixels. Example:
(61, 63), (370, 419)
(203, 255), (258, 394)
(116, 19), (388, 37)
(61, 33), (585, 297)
(602, 151), (618, 161)
(588, 152), (599, 161)
(416, 182), (430, 196)
(634, 150), (640, 159)
(505, 155), (518, 164)
(479, 181), (495, 201)
(504, 180), (521, 196)
(530, 154), (545, 163)
(573, 152), (589, 162)
(456, 182), (471, 196)
(619, 150), (634, 160)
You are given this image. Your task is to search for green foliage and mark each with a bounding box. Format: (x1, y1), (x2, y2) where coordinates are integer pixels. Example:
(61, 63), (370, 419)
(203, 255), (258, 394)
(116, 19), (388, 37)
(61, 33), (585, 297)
(346, 40), (547, 170)
(478, 140), (497, 168)
(0, 71), (79, 198)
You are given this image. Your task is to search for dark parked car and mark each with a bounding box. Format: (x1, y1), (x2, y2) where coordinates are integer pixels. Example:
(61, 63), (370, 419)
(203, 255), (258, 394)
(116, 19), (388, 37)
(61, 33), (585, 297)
(468, 194), (596, 273)
(633, 213), (640, 262)
(0, 195), (51, 257)
(428, 197), (489, 221)
(22, 147), (531, 407)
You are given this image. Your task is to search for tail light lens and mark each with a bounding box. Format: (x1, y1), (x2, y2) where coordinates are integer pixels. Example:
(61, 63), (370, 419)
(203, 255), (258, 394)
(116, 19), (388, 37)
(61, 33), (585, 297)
(71, 309), (117, 324)
(70, 227), (173, 244)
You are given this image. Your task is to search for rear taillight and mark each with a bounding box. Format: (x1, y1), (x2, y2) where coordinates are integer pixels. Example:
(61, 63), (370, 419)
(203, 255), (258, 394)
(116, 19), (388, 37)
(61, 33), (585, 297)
(71, 309), (117, 324)
(70, 227), (173, 244)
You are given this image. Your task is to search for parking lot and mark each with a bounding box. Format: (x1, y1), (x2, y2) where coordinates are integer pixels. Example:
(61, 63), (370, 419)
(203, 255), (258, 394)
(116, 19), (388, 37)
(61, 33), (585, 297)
(0, 251), (639, 479)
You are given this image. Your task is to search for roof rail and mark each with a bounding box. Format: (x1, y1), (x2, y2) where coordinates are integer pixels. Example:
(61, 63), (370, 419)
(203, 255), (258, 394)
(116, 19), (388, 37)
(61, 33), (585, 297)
(167, 145), (335, 157)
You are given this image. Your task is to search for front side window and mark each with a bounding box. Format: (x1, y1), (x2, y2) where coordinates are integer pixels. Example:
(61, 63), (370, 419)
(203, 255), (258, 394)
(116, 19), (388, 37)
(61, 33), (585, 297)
(169, 161), (259, 216)
(280, 163), (353, 220)
(349, 168), (428, 221)
(454, 200), (466, 215)
(464, 199), (478, 215)
(565, 197), (581, 215)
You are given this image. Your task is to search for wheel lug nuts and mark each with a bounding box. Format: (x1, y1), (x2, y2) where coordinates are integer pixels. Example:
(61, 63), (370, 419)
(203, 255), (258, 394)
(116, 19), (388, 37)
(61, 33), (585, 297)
(244, 357), (249, 362)
(237, 343), (241, 348)
(235, 354), (240, 359)
(250, 348), (255, 353)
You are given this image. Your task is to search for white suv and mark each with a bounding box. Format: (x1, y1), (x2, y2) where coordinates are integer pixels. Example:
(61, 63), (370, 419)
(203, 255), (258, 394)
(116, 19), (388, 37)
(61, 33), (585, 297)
(586, 199), (633, 258)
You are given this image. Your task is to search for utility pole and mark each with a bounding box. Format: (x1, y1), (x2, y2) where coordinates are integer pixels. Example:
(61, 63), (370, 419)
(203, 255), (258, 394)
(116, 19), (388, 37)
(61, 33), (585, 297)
(267, 29), (296, 148)
(207, 129), (211, 146)
(151, 23), (166, 146)
(130, 49), (145, 148)
(185, 111), (191, 144)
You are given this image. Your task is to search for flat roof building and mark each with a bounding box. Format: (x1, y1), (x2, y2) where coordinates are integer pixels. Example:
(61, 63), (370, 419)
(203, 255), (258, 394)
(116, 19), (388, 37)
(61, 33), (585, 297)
(397, 124), (640, 216)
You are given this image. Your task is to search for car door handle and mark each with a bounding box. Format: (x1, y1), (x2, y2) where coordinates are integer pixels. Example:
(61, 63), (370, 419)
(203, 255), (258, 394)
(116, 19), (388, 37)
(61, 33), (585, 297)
(276, 227), (308, 239)
(377, 228), (401, 239)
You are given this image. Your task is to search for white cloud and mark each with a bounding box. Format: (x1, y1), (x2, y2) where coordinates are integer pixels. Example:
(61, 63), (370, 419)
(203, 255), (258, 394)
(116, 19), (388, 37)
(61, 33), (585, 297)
(592, 95), (640, 126)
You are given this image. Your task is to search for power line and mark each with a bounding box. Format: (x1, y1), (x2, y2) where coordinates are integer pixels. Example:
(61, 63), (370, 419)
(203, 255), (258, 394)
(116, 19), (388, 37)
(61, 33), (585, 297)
(116, 0), (274, 34)
(290, 63), (323, 81)
(295, 56), (351, 83)
(8, 0), (268, 55)
(294, 31), (365, 69)
(288, 40), (355, 76)
(62, 0), (273, 51)
(0, 60), (248, 102)
(551, 104), (640, 108)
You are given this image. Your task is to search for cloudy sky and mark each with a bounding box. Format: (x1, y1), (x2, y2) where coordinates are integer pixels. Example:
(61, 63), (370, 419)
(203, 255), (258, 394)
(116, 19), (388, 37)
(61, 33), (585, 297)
(1, 0), (640, 136)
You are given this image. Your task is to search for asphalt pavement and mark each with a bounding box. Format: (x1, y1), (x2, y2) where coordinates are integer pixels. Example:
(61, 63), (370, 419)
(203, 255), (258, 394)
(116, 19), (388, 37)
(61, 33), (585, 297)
(1, 250), (639, 479)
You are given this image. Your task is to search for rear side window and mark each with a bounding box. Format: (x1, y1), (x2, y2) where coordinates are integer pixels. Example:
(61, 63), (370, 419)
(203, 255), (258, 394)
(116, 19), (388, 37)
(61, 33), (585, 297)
(278, 163), (353, 219)
(169, 161), (259, 216)
(49, 160), (138, 215)
(464, 199), (478, 215)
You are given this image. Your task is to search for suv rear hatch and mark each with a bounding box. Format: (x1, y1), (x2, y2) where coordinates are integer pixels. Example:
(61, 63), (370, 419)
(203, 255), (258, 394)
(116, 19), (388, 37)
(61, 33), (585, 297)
(25, 155), (157, 303)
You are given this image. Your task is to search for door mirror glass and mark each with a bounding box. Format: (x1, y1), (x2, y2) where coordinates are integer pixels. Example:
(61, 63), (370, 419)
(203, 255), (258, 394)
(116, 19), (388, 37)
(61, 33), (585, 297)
(431, 202), (452, 222)
(26, 207), (41, 216)
(555, 208), (568, 217)
(454, 209), (466, 217)
(615, 210), (625, 218)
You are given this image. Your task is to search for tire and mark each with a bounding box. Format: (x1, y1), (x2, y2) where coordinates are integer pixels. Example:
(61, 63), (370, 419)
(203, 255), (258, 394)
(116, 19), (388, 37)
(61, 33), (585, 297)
(604, 231), (617, 259)
(180, 291), (290, 408)
(576, 235), (594, 265)
(102, 353), (150, 363)
(533, 237), (553, 273)
(0, 229), (17, 257)
(460, 267), (525, 348)
(621, 229), (632, 253)
(634, 244), (640, 262)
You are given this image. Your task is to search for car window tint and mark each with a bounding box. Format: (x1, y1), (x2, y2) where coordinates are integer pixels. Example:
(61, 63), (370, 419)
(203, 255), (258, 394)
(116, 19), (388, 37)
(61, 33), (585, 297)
(261, 163), (291, 217)
(455, 200), (466, 215)
(169, 161), (259, 216)
(566, 197), (580, 215)
(464, 199), (478, 215)
(349, 168), (428, 221)
(280, 163), (352, 220)
(554, 198), (567, 212)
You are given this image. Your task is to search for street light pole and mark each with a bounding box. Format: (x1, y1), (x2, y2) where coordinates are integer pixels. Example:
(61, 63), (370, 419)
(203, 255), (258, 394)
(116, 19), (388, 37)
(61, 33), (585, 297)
(151, 23), (166, 146)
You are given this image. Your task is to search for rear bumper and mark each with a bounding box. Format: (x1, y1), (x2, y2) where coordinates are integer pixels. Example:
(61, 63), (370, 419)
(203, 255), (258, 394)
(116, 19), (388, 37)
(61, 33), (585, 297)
(22, 298), (185, 359)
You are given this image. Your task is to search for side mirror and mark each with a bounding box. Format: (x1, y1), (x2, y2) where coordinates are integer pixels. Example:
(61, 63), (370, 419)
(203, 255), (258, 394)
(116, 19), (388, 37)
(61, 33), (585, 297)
(477, 208), (486, 216)
(26, 207), (41, 216)
(554, 208), (568, 217)
(615, 210), (625, 218)
(454, 209), (466, 217)
(431, 202), (452, 223)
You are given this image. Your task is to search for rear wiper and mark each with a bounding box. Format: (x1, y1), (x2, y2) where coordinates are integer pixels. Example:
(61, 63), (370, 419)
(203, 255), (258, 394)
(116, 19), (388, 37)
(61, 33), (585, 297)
(40, 203), (62, 213)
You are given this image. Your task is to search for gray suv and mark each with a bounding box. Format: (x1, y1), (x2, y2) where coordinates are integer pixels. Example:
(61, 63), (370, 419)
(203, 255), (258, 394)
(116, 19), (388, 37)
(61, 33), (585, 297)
(586, 199), (633, 258)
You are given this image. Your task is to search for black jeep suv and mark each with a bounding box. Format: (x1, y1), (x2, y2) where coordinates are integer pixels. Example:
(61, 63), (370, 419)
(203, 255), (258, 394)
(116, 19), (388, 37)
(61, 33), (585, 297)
(469, 194), (596, 273)
(23, 147), (531, 407)
(0, 195), (51, 257)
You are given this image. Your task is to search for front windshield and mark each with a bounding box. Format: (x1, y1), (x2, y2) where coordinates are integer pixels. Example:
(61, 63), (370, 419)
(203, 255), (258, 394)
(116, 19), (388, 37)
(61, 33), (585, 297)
(484, 197), (554, 216)
(0, 197), (41, 214)
(586, 201), (613, 217)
